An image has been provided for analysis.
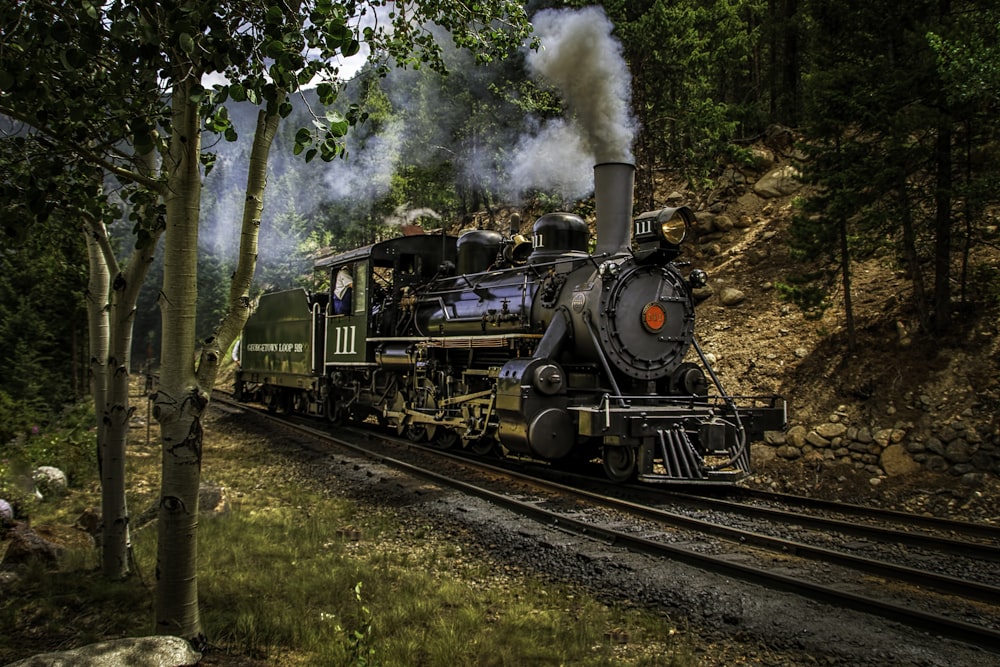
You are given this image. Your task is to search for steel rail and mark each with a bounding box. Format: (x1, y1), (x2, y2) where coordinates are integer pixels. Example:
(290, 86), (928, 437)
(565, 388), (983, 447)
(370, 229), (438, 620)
(732, 487), (1000, 541)
(218, 399), (1000, 653)
(631, 488), (1000, 561)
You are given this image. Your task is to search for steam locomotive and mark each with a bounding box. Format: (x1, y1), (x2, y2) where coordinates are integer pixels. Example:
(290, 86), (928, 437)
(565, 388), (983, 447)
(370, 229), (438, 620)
(234, 163), (785, 483)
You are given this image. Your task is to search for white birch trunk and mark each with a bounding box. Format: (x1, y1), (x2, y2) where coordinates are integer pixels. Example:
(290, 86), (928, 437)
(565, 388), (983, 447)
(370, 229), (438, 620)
(84, 168), (163, 581)
(83, 218), (110, 494)
(154, 95), (279, 644)
(154, 79), (206, 643)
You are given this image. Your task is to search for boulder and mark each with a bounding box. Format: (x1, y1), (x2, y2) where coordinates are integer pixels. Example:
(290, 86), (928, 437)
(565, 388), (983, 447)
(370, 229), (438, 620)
(0, 499), (13, 527)
(719, 287), (746, 307)
(1, 524), (62, 569)
(753, 165), (802, 198)
(814, 423), (847, 439)
(3, 636), (200, 667)
(944, 440), (972, 464)
(785, 425), (808, 448)
(880, 444), (921, 477)
(32, 467), (67, 499)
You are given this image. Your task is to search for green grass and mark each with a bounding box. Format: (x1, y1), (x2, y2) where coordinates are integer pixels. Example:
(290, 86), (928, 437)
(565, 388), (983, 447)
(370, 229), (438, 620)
(2, 399), (698, 666)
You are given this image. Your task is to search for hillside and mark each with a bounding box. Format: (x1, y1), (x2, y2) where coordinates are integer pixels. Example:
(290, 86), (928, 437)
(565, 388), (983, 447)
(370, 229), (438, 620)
(654, 154), (1000, 517)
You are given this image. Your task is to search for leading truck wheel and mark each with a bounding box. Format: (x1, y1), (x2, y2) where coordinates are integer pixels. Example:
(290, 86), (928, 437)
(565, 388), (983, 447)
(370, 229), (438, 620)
(602, 445), (636, 483)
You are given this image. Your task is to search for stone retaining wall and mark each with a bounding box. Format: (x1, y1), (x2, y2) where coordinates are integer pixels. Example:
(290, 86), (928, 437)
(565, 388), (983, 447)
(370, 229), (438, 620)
(763, 406), (999, 483)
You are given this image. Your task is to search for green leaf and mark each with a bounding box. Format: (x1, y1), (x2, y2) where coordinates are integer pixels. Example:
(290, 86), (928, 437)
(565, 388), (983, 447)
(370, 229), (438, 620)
(265, 39), (285, 59)
(316, 82), (336, 105)
(188, 83), (205, 104)
(179, 32), (195, 54)
(265, 5), (284, 25)
(325, 111), (349, 137)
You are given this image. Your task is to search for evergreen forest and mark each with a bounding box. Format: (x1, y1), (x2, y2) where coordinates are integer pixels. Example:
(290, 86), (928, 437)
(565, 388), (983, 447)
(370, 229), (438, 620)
(2, 0), (998, 441)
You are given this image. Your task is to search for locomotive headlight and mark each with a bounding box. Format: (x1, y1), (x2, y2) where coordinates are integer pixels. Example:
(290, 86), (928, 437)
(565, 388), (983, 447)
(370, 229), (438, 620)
(659, 217), (687, 245)
(634, 206), (694, 250)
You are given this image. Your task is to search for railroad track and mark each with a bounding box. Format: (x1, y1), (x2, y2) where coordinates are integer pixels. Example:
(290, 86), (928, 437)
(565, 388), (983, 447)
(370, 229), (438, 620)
(213, 395), (1000, 654)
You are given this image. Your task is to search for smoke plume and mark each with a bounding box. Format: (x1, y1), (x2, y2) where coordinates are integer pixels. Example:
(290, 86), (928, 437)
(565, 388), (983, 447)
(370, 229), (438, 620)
(497, 6), (637, 202)
(527, 6), (636, 164)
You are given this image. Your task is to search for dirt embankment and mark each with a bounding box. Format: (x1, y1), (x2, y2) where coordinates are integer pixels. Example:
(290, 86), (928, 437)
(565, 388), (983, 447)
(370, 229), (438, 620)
(659, 150), (1000, 520)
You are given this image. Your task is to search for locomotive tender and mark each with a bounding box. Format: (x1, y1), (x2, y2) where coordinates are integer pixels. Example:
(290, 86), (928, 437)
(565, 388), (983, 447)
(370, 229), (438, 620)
(235, 163), (786, 483)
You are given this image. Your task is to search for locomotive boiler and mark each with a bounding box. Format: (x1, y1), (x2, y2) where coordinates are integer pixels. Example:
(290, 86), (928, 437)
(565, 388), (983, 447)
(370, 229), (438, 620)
(235, 163), (786, 483)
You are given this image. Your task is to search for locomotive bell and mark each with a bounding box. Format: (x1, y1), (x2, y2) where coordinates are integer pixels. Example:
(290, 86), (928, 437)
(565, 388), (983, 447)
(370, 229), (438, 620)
(504, 233), (533, 264)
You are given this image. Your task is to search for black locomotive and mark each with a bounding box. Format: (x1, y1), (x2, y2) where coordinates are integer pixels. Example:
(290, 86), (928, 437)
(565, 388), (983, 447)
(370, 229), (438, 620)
(234, 163), (785, 483)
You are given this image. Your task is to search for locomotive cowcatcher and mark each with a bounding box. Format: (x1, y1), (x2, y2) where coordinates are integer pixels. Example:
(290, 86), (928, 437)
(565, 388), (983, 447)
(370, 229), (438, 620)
(235, 163), (786, 483)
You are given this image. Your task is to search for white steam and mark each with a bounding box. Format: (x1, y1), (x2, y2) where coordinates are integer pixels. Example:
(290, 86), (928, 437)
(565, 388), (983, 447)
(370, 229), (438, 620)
(497, 6), (637, 202)
(323, 117), (405, 202)
(505, 119), (594, 202)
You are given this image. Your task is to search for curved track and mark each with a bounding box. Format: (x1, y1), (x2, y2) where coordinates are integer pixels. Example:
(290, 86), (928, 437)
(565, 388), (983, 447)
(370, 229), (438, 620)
(215, 395), (1000, 654)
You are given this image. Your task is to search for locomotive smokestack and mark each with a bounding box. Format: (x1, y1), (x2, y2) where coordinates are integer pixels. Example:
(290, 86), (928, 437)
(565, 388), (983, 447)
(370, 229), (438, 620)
(593, 162), (635, 257)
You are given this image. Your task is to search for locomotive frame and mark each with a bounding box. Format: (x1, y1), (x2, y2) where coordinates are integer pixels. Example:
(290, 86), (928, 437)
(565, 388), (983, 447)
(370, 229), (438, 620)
(235, 163), (786, 484)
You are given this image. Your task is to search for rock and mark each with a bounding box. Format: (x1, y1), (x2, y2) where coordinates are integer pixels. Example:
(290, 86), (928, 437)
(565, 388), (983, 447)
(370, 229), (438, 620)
(961, 472), (990, 485)
(693, 211), (716, 235)
(925, 437), (945, 456)
(776, 445), (801, 460)
(937, 425), (958, 443)
(753, 165), (802, 198)
(32, 467), (67, 499)
(802, 451), (825, 464)
(969, 451), (995, 472)
(805, 431), (831, 448)
(815, 423), (847, 439)
(691, 285), (714, 302)
(719, 287), (746, 307)
(944, 440), (971, 464)
(0, 499), (13, 527)
(880, 444), (921, 477)
(752, 442), (777, 463)
(924, 455), (949, 472)
(3, 636), (200, 667)
(764, 431), (786, 446)
(1, 524), (63, 569)
(199, 483), (230, 517)
(786, 425), (807, 448)
(873, 428), (895, 447)
(714, 214), (735, 232)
